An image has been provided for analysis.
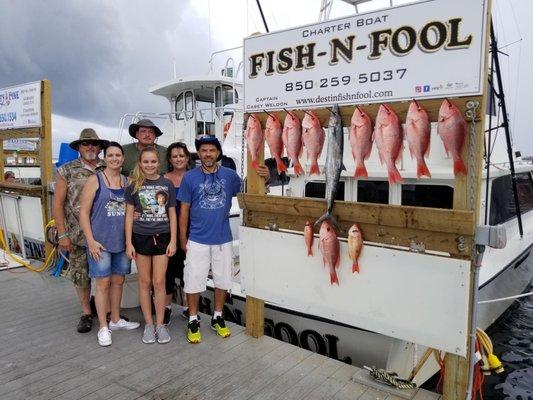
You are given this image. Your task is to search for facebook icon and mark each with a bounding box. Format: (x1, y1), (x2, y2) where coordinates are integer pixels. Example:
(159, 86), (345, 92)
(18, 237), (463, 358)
(423, 85), (430, 92)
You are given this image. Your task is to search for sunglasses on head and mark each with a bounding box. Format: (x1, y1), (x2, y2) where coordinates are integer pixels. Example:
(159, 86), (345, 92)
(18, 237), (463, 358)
(80, 140), (100, 147)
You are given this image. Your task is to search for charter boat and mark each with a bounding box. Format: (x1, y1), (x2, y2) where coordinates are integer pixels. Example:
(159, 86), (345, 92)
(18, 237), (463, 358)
(1, 0), (531, 388)
(114, 41), (532, 390)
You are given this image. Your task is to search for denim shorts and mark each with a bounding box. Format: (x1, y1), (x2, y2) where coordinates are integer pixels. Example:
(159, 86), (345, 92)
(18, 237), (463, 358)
(88, 250), (131, 278)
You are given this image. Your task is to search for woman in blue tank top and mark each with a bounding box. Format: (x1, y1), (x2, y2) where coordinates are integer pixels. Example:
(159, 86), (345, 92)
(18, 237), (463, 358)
(162, 142), (192, 324)
(80, 142), (140, 347)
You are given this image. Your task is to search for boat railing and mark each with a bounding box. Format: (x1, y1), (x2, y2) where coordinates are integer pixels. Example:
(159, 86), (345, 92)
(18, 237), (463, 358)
(118, 105), (244, 144)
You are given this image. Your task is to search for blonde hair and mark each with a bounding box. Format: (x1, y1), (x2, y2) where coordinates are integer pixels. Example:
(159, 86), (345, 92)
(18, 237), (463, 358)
(128, 147), (160, 194)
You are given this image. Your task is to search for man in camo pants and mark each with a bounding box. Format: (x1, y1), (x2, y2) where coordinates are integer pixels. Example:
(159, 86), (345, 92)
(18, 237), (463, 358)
(53, 128), (108, 333)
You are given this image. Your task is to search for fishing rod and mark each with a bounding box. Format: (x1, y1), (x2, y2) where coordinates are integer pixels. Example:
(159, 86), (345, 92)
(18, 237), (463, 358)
(255, 0), (270, 33)
(490, 20), (523, 237)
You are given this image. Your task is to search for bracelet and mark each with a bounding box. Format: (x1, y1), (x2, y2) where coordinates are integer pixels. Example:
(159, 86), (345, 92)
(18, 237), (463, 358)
(57, 232), (69, 240)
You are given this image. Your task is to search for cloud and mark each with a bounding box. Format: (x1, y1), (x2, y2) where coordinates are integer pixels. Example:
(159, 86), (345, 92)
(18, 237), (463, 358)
(0, 0), (220, 126)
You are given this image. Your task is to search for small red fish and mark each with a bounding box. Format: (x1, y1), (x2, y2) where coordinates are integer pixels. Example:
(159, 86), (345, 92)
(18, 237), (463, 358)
(348, 224), (363, 273)
(304, 220), (314, 256)
(374, 104), (404, 184)
(283, 111), (304, 176)
(264, 114), (287, 174)
(245, 115), (264, 170)
(349, 106), (373, 178)
(437, 99), (467, 176)
(405, 100), (431, 178)
(301, 111), (325, 175)
(318, 219), (340, 285)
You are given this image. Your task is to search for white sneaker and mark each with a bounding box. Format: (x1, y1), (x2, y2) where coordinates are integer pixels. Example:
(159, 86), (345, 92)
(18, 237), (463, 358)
(98, 327), (112, 346)
(108, 318), (140, 331)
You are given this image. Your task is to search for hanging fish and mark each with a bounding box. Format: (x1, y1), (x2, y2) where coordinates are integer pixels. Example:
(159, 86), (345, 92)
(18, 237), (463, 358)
(374, 104), (404, 184)
(245, 114), (264, 171)
(437, 99), (467, 176)
(264, 114), (287, 174)
(282, 111), (304, 176)
(315, 104), (344, 229)
(349, 106), (373, 178)
(405, 100), (431, 178)
(302, 110), (325, 175)
(304, 220), (314, 257)
(318, 219), (340, 285)
(348, 224), (363, 273)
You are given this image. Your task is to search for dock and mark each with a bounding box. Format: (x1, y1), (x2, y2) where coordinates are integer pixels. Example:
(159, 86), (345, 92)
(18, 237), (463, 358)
(0, 270), (441, 400)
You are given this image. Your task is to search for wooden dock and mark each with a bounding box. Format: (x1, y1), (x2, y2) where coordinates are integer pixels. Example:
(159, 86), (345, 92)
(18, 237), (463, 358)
(0, 270), (442, 400)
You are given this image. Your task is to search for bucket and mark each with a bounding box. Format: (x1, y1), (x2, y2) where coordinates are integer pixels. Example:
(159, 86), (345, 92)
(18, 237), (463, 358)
(56, 143), (78, 167)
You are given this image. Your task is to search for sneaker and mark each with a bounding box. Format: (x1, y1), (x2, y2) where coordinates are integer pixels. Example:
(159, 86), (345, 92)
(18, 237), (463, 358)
(109, 318), (140, 331)
(97, 327), (112, 346)
(156, 324), (171, 344)
(142, 324), (156, 344)
(163, 307), (172, 325)
(187, 319), (201, 344)
(77, 314), (93, 333)
(179, 308), (201, 321)
(211, 316), (231, 338)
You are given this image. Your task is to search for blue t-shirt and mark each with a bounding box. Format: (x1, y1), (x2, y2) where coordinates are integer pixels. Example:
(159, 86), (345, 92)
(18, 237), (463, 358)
(177, 166), (241, 245)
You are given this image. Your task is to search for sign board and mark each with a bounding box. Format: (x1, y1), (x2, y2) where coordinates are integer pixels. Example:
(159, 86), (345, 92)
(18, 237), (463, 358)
(0, 81), (42, 129)
(244, 0), (488, 111)
(4, 139), (38, 151)
(239, 227), (471, 355)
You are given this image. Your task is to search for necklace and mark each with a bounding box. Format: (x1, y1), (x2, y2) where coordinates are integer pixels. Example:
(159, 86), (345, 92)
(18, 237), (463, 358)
(102, 170), (123, 189)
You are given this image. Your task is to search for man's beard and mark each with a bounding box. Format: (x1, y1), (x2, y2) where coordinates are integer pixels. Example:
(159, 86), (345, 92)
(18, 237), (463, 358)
(83, 152), (97, 162)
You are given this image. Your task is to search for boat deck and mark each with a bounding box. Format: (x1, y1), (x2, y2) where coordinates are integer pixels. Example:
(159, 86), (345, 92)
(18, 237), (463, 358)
(0, 270), (442, 400)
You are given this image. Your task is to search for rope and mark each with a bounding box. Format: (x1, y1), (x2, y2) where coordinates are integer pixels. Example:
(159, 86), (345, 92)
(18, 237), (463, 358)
(0, 219), (59, 273)
(364, 366), (417, 390)
(478, 291), (533, 304)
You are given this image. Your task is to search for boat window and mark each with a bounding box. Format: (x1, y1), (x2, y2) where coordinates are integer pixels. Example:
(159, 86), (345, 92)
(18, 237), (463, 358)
(184, 91), (194, 120)
(215, 85), (238, 118)
(357, 180), (388, 204)
(174, 93), (184, 120)
(401, 184), (453, 209)
(490, 172), (533, 225)
(305, 181), (345, 200)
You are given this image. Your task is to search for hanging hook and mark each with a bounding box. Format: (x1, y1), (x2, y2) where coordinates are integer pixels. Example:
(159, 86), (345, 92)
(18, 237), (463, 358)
(283, 108), (295, 120)
(262, 109), (275, 118)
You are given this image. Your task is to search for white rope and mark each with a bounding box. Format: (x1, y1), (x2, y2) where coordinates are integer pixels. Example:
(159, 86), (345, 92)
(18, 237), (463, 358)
(478, 291), (533, 304)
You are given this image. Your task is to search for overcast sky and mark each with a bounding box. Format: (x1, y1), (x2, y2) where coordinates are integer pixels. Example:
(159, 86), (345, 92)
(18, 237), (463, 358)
(1, 0), (531, 155)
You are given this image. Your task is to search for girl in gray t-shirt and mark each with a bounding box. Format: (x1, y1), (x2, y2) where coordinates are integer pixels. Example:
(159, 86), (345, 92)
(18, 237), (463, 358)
(124, 147), (177, 344)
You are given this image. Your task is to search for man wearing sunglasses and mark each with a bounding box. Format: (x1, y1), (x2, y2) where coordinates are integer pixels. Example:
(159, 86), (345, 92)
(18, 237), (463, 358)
(53, 128), (109, 333)
(177, 135), (242, 344)
(122, 119), (169, 177)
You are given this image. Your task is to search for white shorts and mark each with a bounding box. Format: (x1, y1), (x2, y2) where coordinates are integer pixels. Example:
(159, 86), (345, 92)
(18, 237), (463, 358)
(184, 240), (233, 294)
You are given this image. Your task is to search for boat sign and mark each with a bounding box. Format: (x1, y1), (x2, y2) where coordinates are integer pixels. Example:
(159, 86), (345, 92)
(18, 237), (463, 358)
(0, 81), (42, 130)
(244, 0), (488, 111)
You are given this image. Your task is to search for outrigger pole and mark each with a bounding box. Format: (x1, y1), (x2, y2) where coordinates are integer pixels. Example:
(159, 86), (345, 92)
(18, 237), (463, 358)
(490, 20), (523, 237)
(255, 0), (270, 33)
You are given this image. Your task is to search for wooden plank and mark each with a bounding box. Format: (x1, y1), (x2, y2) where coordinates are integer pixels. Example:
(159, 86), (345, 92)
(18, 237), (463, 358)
(247, 351), (329, 400)
(238, 194), (474, 256)
(239, 194), (475, 236)
(40, 80), (54, 259)
(0, 128), (41, 140)
(279, 357), (344, 400)
(444, 2), (493, 399)
(245, 295), (265, 338)
(306, 363), (362, 400)
(0, 182), (44, 197)
(227, 346), (314, 400)
(333, 380), (368, 400)
(412, 389), (442, 400)
(247, 96), (483, 128)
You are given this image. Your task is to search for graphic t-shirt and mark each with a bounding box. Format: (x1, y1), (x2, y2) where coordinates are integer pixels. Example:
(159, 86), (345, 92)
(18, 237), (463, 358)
(178, 166), (241, 245)
(125, 175), (176, 235)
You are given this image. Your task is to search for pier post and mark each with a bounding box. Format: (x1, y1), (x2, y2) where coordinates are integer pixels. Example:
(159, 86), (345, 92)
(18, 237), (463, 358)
(243, 116), (265, 338)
